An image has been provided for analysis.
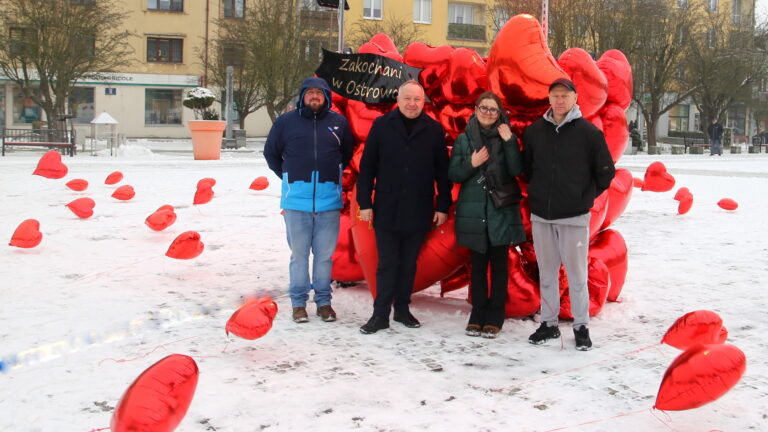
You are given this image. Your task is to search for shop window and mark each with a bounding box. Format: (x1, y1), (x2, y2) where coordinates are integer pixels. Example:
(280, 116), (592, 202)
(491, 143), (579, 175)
(69, 87), (95, 124)
(12, 86), (42, 124)
(145, 89), (182, 125)
(668, 104), (689, 132)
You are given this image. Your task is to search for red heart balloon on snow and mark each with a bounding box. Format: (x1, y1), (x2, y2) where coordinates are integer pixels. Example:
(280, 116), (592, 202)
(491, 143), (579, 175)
(194, 185), (213, 205)
(589, 229), (628, 302)
(717, 198), (738, 210)
(225, 297), (278, 340)
(678, 192), (694, 215)
(557, 47), (608, 118)
(558, 256), (611, 319)
(66, 197), (96, 219)
(505, 249), (541, 318)
(65, 179), (89, 191)
(33, 151), (68, 179)
(9, 219), (43, 248)
(331, 212), (365, 282)
(112, 185), (135, 201)
(674, 187), (691, 201)
(642, 162), (675, 192)
(166, 231), (204, 260)
(105, 171), (124, 185)
(249, 176), (269, 191)
(145, 207), (177, 231)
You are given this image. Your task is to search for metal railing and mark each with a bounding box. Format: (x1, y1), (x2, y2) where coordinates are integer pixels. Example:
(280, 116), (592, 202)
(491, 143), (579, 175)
(447, 23), (486, 41)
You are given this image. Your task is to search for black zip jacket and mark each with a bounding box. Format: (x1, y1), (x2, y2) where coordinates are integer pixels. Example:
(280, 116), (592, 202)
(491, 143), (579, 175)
(522, 117), (616, 220)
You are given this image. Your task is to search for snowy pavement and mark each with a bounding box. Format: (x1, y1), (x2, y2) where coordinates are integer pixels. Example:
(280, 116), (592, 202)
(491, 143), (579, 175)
(1, 148), (766, 431)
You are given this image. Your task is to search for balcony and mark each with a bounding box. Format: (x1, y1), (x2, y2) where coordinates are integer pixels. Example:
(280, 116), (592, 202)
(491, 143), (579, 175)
(447, 23), (486, 42)
(300, 9), (339, 32)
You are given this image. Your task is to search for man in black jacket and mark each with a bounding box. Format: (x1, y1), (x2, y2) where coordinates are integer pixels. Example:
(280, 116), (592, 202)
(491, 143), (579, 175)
(707, 118), (724, 156)
(356, 80), (452, 334)
(522, 78), (615, 350)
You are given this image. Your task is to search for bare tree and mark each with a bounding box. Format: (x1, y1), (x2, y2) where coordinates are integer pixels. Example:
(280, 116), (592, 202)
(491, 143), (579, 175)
(0, 0), (133, 129)
(346, 14), (427, 54)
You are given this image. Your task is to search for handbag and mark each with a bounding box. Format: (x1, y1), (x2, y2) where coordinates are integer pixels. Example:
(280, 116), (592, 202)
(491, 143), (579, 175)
(486, 181), (519, 209)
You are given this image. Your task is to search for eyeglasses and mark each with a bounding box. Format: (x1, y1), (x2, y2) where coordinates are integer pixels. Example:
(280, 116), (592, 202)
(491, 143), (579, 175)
(477, 105), (500, 115)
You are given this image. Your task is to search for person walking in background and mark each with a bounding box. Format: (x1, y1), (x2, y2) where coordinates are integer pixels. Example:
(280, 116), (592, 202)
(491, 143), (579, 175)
(522, 78), (615, 350)
(264, 77), (354, 324)
(708, 118), (724, 156)
(448, 91), (526, 339)
(356, 80), (452, 334)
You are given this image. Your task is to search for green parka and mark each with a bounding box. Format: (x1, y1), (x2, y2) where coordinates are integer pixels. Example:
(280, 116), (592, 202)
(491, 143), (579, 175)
(448, 120), (527, 253)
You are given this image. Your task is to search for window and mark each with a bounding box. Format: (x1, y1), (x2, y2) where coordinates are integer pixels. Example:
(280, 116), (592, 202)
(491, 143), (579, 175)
(145, 89), (182, 125)
(12, 86), (41, 124)
(413, 0), (431, 24)
(676, 0), (688, 8)
(732, 0), (742, 25)
(9, 27), (32, 57)
(707, 0), (717, 12)
(363, 0), (382, 19)
(449, 4), (474, 24)
(707, 29), (716, 48)
(148, 0), (183, 11)
(728, 105), (746, 135)
(69, 87), (95, 124)
(668, 104), (689, 132)
(147, 38), (183, 63)
(224, 0), (244, 18)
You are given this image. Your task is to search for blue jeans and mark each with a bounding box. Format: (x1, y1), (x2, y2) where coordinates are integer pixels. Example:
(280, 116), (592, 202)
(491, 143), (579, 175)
(283, 209), (340, 308)
(710, 139), (722, 155)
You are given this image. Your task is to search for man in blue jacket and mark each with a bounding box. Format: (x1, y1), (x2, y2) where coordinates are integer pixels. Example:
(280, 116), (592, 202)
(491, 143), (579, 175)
(264, 77), (354, 323)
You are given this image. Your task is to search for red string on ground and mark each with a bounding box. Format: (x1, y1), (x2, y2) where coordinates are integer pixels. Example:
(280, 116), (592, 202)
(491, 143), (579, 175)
(543, 408), (654, 432)
(98, 336), (199, 366)
(87, 427), (110, 431)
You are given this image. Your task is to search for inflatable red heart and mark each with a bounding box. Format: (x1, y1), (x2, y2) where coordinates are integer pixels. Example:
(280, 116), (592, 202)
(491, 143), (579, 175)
(105, 171), (124, 185)
(633, 177), (644, 188)
(166, 231), (204, 260)
(601, 103), (629, 163)
(9, 219), (43, 248)
(66, 197), (96, 219)
(558, 256), (611, 319)
(600, 168), (633, 231)
(505, 249), (541, 318)
(674, 187), (691, 201)
(33, 150), (68, 179)
(717, 198), (738, 210)
(359, 33), (402, 61)
(440, 265), (470, 295)
(557, 47), (608, 118)
(678, 192), (694, 215)
(589, 191), (609, 238)
(65, 179), (89, 191)
(226, 297), (278, 340)
(331, 212), (365, 282)
(642, 161), (675, 192)
(662, 310), (726, 350)
(588, 229), (628, 302)
(655, 344), (745, 411)
(487, 14), (567, 120)
(194, 184), (213, 205)
(597, 50), (633, 110)
(112, 185), (135, 201)
(441, 48), (488, 105)
(249, 176), (269, 191)
(403, 42), (454, 98)
(439, 103), (474, 141)
(145, 208), (177, 231)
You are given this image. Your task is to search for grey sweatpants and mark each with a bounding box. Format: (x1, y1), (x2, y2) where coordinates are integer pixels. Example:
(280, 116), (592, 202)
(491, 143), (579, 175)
(531, 213), (590, 328)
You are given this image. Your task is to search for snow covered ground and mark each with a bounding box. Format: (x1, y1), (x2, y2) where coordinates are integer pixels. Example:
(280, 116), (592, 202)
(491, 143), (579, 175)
(1, 146), (766, 432)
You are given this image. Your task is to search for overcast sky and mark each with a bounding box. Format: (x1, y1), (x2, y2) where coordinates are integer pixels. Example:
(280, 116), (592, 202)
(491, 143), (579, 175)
(758, 0), (767, 25)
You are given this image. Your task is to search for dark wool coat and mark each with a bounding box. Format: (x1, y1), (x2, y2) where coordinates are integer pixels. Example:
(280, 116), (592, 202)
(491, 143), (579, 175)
(448, 129), (526, 253)
(356, 109), (452, 233)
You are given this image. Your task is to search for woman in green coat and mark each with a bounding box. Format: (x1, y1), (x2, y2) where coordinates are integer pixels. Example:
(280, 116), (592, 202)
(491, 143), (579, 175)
(448, 91), (526, 338)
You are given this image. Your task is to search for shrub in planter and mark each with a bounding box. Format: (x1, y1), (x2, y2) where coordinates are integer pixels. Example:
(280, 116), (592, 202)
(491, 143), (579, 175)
(183, 87), (220, 120)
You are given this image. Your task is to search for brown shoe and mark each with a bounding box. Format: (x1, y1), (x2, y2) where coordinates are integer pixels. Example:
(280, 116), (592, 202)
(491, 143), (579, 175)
(316, 305), (337, 322)
(465, 324), (481, 337)
(292, 307), (309, 323)
(481, 325), (501, 339)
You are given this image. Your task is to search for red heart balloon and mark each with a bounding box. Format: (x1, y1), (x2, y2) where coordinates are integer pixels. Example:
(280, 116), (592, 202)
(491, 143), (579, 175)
(65, 179), (89, 191)
(358, 33), (402, 61)
(601, 103), (629, 163)
(589, 191), (609, 238)
(642, 161), (675, 192)
(441, 48), (488, 105)
(589, 229), (628, 302)
(166, 231), (204, 260)
(225, 297), (278, 340)
(558, 256), (611, 319)
(678, 193), (694, 215)
(487, 14), (567, 120)
(403, 42), (454, 97)
(145, 209), (177, 231)
(718, 326), (729, 343)
(505, 248), (541, 317)
(439, 104), (474, 141)
(66, 197), (96, 219)
(586, 114), (604, 131)
(662, 310), (726, 350)
(345, 100), (393, 143)
(633, 177), (644, 188)
(249, 176), (269, 191)
(440, 265), (470, 295)
(197, 177), (216, 188)
(597, 50), (633, 110)
(193, 185), (213, 205)
(717, 198), (738, 210)
(655, 344), (745, 411)
(112, 185), (135, 201)
(33, 150), (68, 179)
(674, 187), (691, 201)
(600, 168), (633, 231)
(331, 212), (365, 282)
(557, 48), (608, 118)
(9, 219), (43, 248)
(111, 354), (199, 432)
(157, 204), (174, 213)
(105, 171), (124, 185)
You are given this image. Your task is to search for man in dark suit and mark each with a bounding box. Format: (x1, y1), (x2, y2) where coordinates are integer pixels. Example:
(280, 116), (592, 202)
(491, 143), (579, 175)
(356, 80), (452, 334)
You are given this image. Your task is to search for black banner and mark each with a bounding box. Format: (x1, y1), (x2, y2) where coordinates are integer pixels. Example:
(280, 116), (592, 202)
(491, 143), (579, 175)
(315, 49), (422, 104)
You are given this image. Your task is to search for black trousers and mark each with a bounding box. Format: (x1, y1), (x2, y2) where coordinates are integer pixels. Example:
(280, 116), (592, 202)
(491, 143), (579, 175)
(469, 241), (509, 328)
(373, 229), (426, 317)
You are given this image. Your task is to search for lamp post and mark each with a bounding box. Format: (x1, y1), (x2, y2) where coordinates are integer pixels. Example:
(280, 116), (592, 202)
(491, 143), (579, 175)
(542, 0), (549, 41)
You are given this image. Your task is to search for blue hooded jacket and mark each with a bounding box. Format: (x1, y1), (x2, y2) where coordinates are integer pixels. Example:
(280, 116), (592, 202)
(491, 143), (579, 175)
(264, 77), (354, 212)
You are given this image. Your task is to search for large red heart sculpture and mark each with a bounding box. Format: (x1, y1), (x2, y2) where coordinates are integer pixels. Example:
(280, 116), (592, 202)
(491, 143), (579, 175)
(66, 197), (96, 219)
(597, 50), (633, 110)
(166, 231), (204, 260)
(441, 48), (488, 105)
(600, 168), (633, 231)
(404, 43), (454, 100)
(557, 47), (608, 118)
(642, 161), (675, 192)
(601, 103), (630, 162)
(358, 33), (402, 62)
(655, 344), (746, 411)
(487, 14), (567, 120)
(588, 229), (627, 302)
(32, 150), (68, 179)
(9, 219), (43, 248)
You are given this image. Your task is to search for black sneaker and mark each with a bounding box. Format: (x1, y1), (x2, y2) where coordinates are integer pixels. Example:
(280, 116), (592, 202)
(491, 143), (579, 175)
(574, 326), (593, 351)
(528, 323), (561, 344)
(393, 311), (421, 328)
(360, 316), (389, 334)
